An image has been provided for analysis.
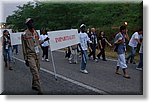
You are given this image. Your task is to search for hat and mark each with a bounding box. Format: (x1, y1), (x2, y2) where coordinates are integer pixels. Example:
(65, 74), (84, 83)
(25, 18), (33, 24)
(80, 24), (86, 28)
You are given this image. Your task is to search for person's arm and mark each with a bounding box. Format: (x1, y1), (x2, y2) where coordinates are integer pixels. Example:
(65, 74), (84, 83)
(134, 33), (141, 44)
(21, 34), (29, 67)
(21, 34), (27, 61)
(125, 29), (129, 41)
(114, 33), (124, 44)
(99, 39), (103, 49)
(105, 39), (112, 46)
(135, 38), (141, 44)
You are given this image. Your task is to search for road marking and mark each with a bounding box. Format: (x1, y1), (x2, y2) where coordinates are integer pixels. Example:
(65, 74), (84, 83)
(13, 57), (109, 95)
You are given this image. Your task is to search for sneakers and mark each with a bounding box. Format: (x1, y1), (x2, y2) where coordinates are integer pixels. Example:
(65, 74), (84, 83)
(94, 59), (98, 62)
(136, 67), (143, 71)
(80, 69), (88, 74)
(42, 57), (45, 61)
(45, 59), (50, 62)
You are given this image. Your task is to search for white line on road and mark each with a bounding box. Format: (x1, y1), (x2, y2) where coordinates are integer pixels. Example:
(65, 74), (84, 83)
(13, 57), (109, 95)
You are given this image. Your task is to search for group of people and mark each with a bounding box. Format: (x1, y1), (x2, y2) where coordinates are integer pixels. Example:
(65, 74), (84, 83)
(66, 26), (112, 64)
(2, 18), (143, 94)
(65, 24), (143, 78)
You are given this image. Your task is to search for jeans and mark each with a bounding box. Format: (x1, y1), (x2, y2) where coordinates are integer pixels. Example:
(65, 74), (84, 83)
(3, 47), (13, 63)
(126, 46), (136, 63)
(137, 53), (143, 68)
(80, 50), (88, 70)
(88, 44), (96, 60)
(13, 45), (18, 54)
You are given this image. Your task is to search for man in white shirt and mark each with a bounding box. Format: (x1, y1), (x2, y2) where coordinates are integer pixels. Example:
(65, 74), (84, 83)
(78, 24), (91, 74)
(126, 28), (143, 64)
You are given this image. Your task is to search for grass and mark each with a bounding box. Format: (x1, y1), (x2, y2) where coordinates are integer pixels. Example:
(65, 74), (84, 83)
(99, 47), (140, 62)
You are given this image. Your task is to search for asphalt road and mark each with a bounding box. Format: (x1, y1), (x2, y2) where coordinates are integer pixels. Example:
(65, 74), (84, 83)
(2, 46), (143, 95)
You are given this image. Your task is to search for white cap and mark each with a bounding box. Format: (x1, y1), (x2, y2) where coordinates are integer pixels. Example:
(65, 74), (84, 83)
(80, 24), (86, 28)
(25, 18), (33, 24)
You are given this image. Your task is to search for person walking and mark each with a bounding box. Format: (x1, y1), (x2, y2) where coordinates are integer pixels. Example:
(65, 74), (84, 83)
(12, 30), (19, 55)
(68, 45), (78, 64)
(88, 28), (98, 62)
(97, 31), (112, 61)
(78, 24), (91, 74)
(40, 29), (50, 62)
(21, 18), (49, 94)
(114, 25), (130, 79)
(3, 30), (13, 70)
(136, 35), (143, 70)
(126, 29), (143, 64)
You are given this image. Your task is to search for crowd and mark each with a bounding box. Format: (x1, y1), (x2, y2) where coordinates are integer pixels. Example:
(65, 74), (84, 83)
(2, 18), (143, 94)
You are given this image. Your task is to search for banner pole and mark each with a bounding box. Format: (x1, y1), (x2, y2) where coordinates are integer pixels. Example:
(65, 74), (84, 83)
(50, 50), (57, 81)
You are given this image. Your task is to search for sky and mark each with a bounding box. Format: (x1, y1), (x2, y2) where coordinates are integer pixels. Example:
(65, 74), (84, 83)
(0, 0), (34, 22)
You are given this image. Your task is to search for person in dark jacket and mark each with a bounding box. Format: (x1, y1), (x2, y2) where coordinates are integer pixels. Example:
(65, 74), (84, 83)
(97, 31), (112, 61)
(3, 30), (13, 70)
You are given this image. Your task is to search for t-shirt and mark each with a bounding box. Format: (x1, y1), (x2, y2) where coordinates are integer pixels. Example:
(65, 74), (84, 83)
(128, 32), (139, 47)
(90, 32), (97, 45)
(79, 32), (90, 51)
(114, 33), (126, 54)
(40, 34), (49, 47)
(99, 36), (107, 49)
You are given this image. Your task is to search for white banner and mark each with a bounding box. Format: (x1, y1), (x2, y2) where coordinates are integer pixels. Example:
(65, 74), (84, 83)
(10, 32), (23, 45)
(48, 29), (79, 51)
(10, 30), (40, 45)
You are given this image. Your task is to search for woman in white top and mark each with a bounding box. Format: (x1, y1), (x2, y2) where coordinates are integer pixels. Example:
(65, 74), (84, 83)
(40, 29), (50, 62)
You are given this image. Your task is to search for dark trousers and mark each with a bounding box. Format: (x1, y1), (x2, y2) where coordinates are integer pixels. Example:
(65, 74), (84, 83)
(97, 48), (106, 60)
(88, 44), (96, 60)
(41, 46), (49, 59)
(137, 53), (143, 68)
(13, 45), (18, 54)
(65, 47), (71, 58)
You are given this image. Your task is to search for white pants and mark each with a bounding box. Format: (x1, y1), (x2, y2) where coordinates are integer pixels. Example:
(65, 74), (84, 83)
(117, 53), (127, 69)
(69, 49), (78, 63)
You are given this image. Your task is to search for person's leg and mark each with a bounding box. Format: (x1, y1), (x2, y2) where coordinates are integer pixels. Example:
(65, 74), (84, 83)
(88, 44), (93, 58)
(131, 47), (136, 64)
(68, 52), (73, 64)
(126, 46), (132, 63)
(71, 49), (75, 63)
(41, 46), (44, 59)
(45, 46), (49, 59)
(43, 47), (47, 59)
(116, 54), (121, 74)
(8, 47), (13, 70)
(80, 50), (87, 70)
(74, 49), (78, 63)
(3, 49), (8, 67)
(81, 51), (86, 70)
(28, 56), (42, 93)
(137, 53), (143, 68)
(68, 47), (71, 59)
(102, 49), (106, 61)
(93, 45), (96, 60)
(16, 45), (18, 54)
(120, 54), (130, 78)
(97, 49), (102, 59)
